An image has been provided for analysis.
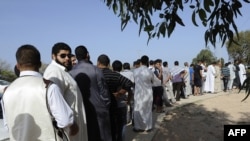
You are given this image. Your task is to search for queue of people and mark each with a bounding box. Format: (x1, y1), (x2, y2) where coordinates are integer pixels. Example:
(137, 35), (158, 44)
(0, 42), (248, 141)
(202, 59), (246, 94)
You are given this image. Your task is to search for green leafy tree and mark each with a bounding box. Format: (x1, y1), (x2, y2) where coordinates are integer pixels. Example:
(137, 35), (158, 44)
(235, 35), (250, 102)
(235, 31), (250, 101)
(0, 70), (16, 82)
(0, 59), (48, 81)
(226, 30), (250, 64)
(0, 59), (11, 71)
(104, 0), (250, 46)
(0, 59), (16, 81)
(192, 49), (216, 65)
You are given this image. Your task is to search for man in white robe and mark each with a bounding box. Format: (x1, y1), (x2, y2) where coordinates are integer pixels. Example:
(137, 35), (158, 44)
(200, 61), (207, 94)
(133, 55), (160, 132)
(162, 61), (176, 104)
(43, 42), (88, 141)
(183, 62), (191, 97)
(204, 62), (216, 93)
(238, 60), (246, 86)
(227, 62), (236, 90)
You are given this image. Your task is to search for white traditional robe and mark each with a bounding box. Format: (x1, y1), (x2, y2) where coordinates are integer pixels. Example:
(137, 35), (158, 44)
(184, 66), (191, 96)
(133, 65), (159, 130)
(43, 60), (88, 141)
(238, 63), (246, 85)
(204, 64), (216, 93)
(162, 66), (176, 102)
(214, 65), (222, 93)
(228, 64), (236, 89)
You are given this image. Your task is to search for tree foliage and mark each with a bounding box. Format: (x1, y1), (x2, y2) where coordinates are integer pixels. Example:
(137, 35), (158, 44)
(0, 59), (48, 81)
(226, 30), (250, 64)
(0, 59), (16, 81)
(192, 49), (216, 64)
(232, 31), (250, 101)
(241, 77), (250, 102)
(104, 0), (250, 46)
(0, 59), (11, 71)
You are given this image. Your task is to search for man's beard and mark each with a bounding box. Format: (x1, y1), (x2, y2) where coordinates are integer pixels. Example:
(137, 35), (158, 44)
(55, 58), (72, 71)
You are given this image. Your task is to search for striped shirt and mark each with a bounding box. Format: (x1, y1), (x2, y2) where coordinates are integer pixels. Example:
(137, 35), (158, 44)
(101, 68), (133, 107)
(221, 66), (230, 77)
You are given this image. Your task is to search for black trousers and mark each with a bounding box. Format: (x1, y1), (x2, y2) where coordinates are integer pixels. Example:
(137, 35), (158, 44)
(152, 86), (163, 107)
(223, 76), (229, 91)
(173, 82), (184, 101)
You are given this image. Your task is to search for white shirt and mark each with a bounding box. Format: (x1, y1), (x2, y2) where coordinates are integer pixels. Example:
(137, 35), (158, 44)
(1, 71), (74, 129)
(238, 63), (247, 85)
(200, 63), (207, 77)
(120, 69), (135, 83)
(228, 64), (236, 79)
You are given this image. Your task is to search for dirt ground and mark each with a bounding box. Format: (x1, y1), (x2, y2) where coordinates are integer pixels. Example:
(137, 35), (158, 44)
(152, 91), (250, 141)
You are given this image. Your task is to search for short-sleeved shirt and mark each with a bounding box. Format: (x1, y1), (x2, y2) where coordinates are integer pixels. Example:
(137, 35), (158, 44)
(221, 66), (230, 77)
(193, 64), (203, 87)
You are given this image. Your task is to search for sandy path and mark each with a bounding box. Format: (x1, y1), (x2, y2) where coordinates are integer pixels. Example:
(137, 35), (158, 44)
(152, 91), (250, 141)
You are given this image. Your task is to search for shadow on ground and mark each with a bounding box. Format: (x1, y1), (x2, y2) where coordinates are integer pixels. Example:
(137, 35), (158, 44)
(151, 103), (250, 141)
(125, 111), (161, 141)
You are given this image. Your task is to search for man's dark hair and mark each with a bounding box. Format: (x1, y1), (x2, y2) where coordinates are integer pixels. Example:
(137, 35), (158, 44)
(140, 55), (149, 66)
(174, 61), (179, 66)
(123, 62), (130, 70)
(133, 60), (140, 66)
(154, 59), (161, 64)
(149, 60), (154, 65)
(16, 44), (41, 69)
(112, 60), (123, 72)
(136, 59), (141, 64)
(157, 59), (162, 63)
(14, 65), (20, 77)
(97, 54), (110, 67)
(163, 61), (168, 67)
(52, 42), (71, 55)
(75, 45), (88, 61)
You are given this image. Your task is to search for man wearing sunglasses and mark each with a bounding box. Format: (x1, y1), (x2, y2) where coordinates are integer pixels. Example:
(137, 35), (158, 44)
(54, 50), (73, 71)
(43, 42), (88, 141)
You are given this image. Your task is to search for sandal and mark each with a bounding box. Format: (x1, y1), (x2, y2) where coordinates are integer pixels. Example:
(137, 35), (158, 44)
(133, 128), (145, 132)
(156, 110), (165, 113)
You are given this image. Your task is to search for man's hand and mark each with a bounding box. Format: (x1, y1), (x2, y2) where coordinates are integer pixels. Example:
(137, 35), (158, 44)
(69, 122), (79, 136)
(113, 92), (120, 99)
(113, 88), (127, 99)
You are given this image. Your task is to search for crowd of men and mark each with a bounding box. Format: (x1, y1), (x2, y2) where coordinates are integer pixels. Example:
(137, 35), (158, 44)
(202, 59), (246, 94)
(0, 42), (248, 141)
